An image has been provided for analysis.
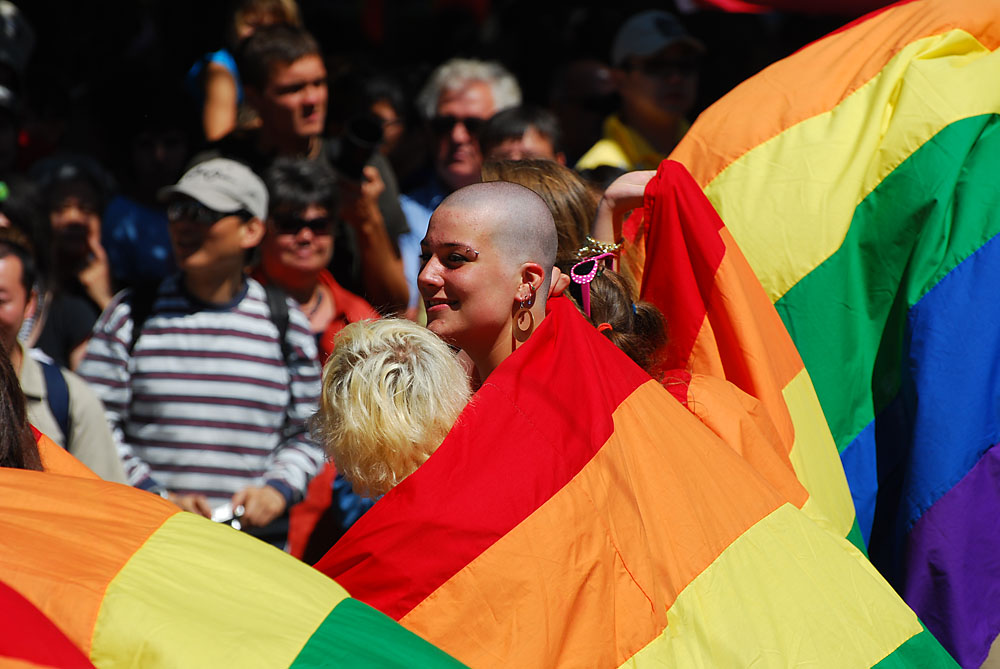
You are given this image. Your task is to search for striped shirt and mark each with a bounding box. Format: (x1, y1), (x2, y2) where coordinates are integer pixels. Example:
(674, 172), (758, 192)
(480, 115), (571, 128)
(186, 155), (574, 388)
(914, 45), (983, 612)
(78, 275), (325, 506)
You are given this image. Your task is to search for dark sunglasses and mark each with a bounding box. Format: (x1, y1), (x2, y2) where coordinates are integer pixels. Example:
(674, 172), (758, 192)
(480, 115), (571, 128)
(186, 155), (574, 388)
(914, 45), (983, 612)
(429, 115), (486, 136)
(271, 213), (334, 236)
(166, 200), (250, 225)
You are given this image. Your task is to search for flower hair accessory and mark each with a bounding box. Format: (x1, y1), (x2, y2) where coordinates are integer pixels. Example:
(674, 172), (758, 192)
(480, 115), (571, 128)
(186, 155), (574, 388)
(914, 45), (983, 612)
(575, 236), (623, 259)
(570, 252), (616, 317)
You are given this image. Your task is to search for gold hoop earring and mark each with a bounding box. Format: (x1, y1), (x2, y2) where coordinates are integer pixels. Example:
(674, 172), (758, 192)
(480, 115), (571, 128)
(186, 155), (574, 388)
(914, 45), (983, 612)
(512, 285), (536, 343)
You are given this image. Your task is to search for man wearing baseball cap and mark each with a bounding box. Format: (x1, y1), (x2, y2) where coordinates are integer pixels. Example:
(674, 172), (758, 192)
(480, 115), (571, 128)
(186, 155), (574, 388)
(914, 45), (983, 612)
(576, 10), (704, 171)
(78, 158), (325, 547)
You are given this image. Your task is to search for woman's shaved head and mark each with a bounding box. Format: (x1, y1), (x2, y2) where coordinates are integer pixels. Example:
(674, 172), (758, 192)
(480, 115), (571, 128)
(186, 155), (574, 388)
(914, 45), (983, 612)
(437, 181), (557, 293)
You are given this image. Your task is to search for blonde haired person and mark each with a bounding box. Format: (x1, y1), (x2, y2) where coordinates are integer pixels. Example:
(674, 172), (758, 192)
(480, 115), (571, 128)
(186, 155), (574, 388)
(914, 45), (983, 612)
(312, 318), (471, 498)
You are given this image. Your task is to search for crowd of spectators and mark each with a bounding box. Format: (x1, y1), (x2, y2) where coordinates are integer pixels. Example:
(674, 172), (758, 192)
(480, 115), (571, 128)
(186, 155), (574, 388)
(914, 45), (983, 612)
(1, 0), (860, 549)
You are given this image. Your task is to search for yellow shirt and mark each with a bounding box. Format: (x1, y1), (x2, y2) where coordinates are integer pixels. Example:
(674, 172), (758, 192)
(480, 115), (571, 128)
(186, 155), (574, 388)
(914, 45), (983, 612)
(575, 114), (688, 171)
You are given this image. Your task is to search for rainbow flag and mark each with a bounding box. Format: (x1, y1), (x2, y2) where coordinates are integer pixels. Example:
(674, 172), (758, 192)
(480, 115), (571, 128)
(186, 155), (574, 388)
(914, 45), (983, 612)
(671, 0), (1000, 665)
(0, 579), (94, 668)
(0, 469), (461, 668)
(317, 296), (953, 667)
(628, 160), (859, 547)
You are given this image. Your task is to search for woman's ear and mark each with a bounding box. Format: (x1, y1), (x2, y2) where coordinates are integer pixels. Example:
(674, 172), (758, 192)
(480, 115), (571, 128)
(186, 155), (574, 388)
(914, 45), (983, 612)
(549, 267), (571, 298)
(520, 262), (545, 293)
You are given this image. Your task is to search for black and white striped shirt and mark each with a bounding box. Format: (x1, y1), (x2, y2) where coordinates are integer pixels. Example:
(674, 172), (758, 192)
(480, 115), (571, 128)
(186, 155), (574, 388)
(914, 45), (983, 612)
(78, 276), (325, 506)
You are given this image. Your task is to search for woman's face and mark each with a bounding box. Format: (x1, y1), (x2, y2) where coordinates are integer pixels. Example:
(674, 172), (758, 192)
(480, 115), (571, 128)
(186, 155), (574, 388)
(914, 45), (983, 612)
(261, 204), (334, 281)
(418, 205), (519, 356)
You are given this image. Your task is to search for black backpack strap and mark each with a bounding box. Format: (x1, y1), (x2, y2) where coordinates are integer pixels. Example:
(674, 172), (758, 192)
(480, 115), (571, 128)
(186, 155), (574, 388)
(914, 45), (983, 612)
(40, 360), (71, 447)
(263, 283), (291, 361)
(126, 280), (163, 354)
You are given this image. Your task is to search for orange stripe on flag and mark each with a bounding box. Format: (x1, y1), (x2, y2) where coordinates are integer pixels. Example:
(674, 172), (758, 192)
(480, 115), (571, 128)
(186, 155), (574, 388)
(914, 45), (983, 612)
(671, 0), (1000, 188)
(399, 380), (786, 667)
(0, 471), (177, 657)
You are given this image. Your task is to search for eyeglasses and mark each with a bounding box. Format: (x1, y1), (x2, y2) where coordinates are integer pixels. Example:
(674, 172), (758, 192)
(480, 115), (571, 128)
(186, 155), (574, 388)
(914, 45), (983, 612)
(429, 115), (486, 137)
(166, 200), (250, 225)
(271, 213), (334, 236)
(570, 252), (616, 318)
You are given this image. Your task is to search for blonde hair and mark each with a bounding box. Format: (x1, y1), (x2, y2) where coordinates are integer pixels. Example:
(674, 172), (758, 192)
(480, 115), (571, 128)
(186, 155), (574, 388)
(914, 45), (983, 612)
(311, 319), (471, 498)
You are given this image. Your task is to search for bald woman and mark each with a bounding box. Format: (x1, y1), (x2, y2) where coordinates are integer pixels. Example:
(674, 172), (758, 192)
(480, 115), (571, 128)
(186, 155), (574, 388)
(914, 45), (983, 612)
(418, 182), (560, 381)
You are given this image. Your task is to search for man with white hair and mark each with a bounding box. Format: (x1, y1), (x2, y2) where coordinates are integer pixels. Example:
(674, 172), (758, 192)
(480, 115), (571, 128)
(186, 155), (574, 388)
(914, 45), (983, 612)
(398, 58), (521, 317)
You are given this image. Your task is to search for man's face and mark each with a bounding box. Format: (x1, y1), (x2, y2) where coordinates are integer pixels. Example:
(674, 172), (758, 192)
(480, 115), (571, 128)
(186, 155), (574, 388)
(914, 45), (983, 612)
(255, 54), (328, 144)
(433, 81), (496, 192)
(618, 43), (699, 124)
(0, 254), (30, 355)
(167, 199), (260, 274)
(49, 179), (102, 264)
(487, 127), (561, 163)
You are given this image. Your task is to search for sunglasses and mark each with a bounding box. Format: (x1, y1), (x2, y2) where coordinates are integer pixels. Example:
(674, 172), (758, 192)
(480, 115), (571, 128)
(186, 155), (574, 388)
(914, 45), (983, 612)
(166, 200), (250, 226)
(271, 213), (334, 236)
(429, 115), (486, 137)
(570, 252), (617, 318)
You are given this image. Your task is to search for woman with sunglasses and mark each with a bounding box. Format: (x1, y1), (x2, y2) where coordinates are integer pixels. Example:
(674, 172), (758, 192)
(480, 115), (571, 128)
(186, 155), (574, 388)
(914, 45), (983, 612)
(254, 157), (379, 560)
(254, 158), (378, 363)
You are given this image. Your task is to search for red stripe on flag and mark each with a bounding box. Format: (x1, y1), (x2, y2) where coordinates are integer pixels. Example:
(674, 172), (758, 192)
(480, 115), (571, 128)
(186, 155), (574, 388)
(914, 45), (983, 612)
(0, 580), (94, 668)
(316, 298), (652, 619)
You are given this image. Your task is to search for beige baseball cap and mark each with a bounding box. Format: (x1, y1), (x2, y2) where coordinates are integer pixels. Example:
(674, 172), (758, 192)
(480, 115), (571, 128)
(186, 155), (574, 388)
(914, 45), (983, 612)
(158, 158), (268, 220)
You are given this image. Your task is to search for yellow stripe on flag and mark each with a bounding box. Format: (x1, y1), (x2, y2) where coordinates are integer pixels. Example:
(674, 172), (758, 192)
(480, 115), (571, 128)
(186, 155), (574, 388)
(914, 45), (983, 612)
(783, 369), (855, 538)
(705, 31), (1000, 301)
(91, 513), (349, 668)
(621, 503), (923, 668)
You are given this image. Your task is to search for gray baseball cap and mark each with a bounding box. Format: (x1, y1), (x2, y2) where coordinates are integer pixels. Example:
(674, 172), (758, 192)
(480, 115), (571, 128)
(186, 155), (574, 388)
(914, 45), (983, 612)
(158, 158), (268, 220)
(611, 10), (705, 67)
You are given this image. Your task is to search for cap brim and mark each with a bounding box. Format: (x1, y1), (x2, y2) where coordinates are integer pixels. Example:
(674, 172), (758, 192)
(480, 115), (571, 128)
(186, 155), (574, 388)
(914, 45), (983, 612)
(157, 183), (245, 213)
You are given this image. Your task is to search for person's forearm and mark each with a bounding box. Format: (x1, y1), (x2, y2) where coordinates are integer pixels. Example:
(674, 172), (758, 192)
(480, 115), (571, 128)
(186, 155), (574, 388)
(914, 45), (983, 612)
(355, 214), (409, 314)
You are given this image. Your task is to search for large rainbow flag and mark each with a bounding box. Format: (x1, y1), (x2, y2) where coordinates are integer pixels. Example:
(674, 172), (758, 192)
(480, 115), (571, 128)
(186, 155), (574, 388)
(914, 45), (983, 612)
(0, 468), (461, 668)
(626, 159), (859, 548)
(670, 0), (1000, 665)
(317, 296), (953, 667)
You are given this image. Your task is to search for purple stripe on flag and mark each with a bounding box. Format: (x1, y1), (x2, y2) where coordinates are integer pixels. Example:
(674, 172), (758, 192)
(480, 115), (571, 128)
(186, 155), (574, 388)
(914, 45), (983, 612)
(903, 444), (1000, 668)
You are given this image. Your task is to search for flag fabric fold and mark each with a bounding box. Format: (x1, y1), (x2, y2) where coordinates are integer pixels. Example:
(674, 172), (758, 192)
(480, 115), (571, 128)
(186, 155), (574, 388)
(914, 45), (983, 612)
(670, 0), (1000, 664)
(629, 160), (858, 546)
(317, 296), (953, 667)
(0, 579), (94, 669)
(0, 469), (462, 668)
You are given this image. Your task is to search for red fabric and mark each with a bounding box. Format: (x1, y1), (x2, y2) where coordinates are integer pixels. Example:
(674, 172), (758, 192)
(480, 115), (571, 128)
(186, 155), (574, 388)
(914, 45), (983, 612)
(636, 161), (726, 372)
(315, 270), (379, 364)
(690, 0), (895, 13)
(0, 580), (94, 668)
(315, 297), (650, 618)
(287, 461), (337, 560)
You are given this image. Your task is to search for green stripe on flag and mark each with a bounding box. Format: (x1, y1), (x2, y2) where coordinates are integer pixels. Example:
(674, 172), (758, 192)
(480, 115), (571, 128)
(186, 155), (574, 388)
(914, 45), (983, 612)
(290, 598), (466, 668)
(873, 626), (958, 668)
(774, 114), (1000, 450)
(846, 517), (867, 554)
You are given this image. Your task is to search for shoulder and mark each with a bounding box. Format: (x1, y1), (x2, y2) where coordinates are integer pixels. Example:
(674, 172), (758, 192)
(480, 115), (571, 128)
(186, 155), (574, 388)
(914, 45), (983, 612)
(61, 367), (106, 406)
(206, 49), (238, 72)
(575, 139), (630, 171)
(320, 271), (379, 321)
